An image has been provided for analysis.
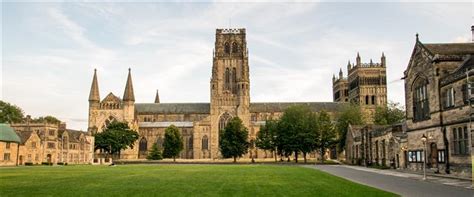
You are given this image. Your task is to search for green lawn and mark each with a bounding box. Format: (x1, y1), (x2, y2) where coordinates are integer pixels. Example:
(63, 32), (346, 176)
(0, 164), (396, 196)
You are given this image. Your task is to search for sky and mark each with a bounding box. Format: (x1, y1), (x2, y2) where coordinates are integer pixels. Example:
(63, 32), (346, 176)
(1, 1), (473, 130)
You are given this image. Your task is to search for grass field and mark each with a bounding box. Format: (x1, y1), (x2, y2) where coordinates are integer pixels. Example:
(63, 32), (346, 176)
(0, 164), (396, 196)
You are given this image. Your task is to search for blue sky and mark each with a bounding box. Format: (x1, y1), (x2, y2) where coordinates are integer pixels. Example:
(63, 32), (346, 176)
(1, 1), (473, 130)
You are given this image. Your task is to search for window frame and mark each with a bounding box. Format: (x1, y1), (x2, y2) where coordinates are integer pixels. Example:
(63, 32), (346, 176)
(413, 78), (430, 121)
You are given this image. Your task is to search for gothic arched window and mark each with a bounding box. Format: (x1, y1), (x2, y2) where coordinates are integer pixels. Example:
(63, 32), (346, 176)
(202, 135), (209, 150)
(224, 42), (230, 54)
(156, 136), (163, 149)
(219, 112), (232, 132)
(188, 135), (193, 150)
(225, 68), (230, 90)
(232, 68), (237, 93)
(139, 137), (147, 154)
(101, 116), (117, 131)
(232, 42), (239, 53)
(413, 77), (430, 121)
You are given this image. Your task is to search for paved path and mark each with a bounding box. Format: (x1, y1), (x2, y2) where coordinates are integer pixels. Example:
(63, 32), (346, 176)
(305, 165), (473, 197)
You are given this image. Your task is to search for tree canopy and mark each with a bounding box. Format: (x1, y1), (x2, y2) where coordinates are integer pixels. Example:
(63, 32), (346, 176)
(219, 117), (249, 162)
(94, 121), (139, 158)
(162, 125), (183, 162)
(335, 104), (365, 152)
(147, 143), (163, 160)
(277, 105), (318, 163)
(374, 101), (405, 125)
(315, 110), (337, 163)
(0, 100), (24, 123)
(255, 119), (278, 161)
(31, 116), (61, 124)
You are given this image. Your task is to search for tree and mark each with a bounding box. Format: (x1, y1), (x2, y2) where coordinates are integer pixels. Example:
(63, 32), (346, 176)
(94, 121), (139, 159)
(277, 105), (317, 163)
(335, 104), (365, 152)
(162, 125), (183, 162)
(0, 100), (24, 123)
(31, 116), (61, 124)
(256, 119), (279, 162)
(374, 101), (405, 125)
(147, 143), (163, 160)
(219, 117), (249, 163)
(315, 110), (337, 163)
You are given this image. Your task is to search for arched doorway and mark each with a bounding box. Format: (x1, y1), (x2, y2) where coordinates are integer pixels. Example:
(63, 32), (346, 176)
(47, 154), (52, 163)
(139, 138), (148, 159)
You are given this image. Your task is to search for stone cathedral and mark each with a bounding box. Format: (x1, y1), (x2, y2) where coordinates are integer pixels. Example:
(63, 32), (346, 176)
(87, 28), (364, 160)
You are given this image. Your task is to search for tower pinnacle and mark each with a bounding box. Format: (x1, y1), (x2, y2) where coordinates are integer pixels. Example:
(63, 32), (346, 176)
(88, 69), (100, 102)
(123, 68), (135, 102)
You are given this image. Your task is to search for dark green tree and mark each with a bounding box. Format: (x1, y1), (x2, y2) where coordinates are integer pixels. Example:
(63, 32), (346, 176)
(374, 101), (405, 125)
(94, 121), (139, 159)
(256, 119), (279, 162)
(0, 100), (24, 123)
(336, 104), (365, 152)
(219, 117), (249, 163)
(147, 143), (163, 160)
(315, 110), (337, 163)
(162, 125), (183, 162)
(278, 105), (316, 163)
(32, 116), (61, 124)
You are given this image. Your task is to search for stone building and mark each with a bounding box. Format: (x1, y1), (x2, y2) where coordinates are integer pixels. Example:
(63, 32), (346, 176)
(0, 124), (21, 166)
(10, 120), (94, 165)
(333, 53), (388, 123)
(88, 28), (343, 160)
(403, 34), (474, 178)
(345, 124), (407, 168)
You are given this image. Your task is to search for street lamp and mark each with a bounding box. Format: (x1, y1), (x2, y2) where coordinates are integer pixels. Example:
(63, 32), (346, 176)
(421, 134), (427, 181)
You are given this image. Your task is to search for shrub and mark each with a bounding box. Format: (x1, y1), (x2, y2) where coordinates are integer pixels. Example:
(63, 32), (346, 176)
(41, 162), (53, 166)
(24, 162), (33, 166)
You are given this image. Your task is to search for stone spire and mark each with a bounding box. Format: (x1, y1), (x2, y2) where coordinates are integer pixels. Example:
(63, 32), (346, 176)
(88, 69), (100, 102)
(356, 52), (361, 66)
(339, 68), (343, 78)
(347, 60), (351, 71)
(154, 89), (160, 103)
(381, 52), (386, 67)
(123, 68), (135, 102)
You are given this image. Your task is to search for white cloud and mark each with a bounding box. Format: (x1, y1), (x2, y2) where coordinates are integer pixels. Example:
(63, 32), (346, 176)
(3, 2), (472, 130)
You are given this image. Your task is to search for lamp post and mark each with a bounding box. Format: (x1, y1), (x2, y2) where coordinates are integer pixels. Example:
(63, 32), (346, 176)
(273, 135), (278, 163)
(421, 134), (427, 181)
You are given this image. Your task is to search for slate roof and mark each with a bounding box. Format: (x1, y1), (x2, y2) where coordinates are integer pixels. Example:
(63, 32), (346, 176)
(440, 55), (474, 86)
(135, 103), (210, 114)
(135, 102), (343, 114)
(0, 124), (21, 143)
(423, 43), (474, 55)
(15, 130), (34, 145)
(249, 102), (343, 113)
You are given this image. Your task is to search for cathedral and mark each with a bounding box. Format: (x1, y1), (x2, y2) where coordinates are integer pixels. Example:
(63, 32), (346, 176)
(87, 28), (379, 160)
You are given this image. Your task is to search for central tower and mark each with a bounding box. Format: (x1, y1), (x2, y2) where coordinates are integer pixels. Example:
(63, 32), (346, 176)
(209, 28), (250, 159)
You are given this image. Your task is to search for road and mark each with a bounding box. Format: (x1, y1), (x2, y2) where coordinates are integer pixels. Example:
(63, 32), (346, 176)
(305, 165), (473, 197)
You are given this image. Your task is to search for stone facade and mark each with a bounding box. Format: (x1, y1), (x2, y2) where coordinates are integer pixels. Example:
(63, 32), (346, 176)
(11, 121), (94, 165)
(0, 141), (20, 166)
(333, 53), (387, 123)
(346, 124), (407, 168)
(403, 35), (474, 178)
(88, 28), (344, 160)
